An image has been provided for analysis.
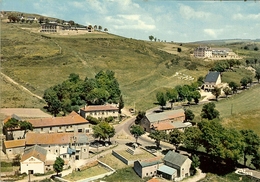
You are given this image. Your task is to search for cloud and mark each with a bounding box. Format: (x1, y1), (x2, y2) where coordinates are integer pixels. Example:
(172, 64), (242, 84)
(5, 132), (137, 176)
(233, 13), (260, 20)
(106, 14), (155, 30)
(204, 28), (223, 39)
(179, 5), (212, 20)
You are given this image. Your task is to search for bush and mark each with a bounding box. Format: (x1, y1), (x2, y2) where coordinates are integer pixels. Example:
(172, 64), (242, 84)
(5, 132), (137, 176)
(86, 115), (100, 125)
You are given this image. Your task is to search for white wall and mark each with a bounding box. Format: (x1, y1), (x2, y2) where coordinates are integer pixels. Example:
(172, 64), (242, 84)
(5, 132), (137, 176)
(21, 157), (45, 174)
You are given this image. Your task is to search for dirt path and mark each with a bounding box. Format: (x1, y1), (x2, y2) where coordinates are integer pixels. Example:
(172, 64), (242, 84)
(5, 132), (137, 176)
(182, 168), (206, 182)
(0, 72), (44, 101)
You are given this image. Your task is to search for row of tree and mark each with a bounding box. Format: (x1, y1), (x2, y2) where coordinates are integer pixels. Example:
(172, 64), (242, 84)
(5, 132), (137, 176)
(43, 70), (123, 116)
(132, 102), (260, 170)
(4, 118), (32, 139)
(156, 82), (202, 110)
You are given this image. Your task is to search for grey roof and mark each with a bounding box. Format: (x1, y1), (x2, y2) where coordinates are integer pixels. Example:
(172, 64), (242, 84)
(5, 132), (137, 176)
(158, 165), (177, 175)
(204, 72), (220, 83)
(11, 114), (21, 121)
(146, 109), (184, 123)
(163, 151), (190, 167)
(171, 121), (188, 129)
(139, 158), (163, 168)
(76, 134), (88, 144)
(24, 145), (47, 156)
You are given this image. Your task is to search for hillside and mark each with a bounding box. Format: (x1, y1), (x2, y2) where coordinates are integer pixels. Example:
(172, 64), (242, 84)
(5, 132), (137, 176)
(0, 13), (259, 111)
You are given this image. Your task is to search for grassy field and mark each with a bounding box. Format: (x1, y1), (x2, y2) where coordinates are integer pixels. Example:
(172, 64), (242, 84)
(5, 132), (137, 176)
(99, 153), (127, 170)
(1, 15), (259, 112)
(190, 84), (260, 119)
(0, 18), (212, 111)
(63, 164), (110, 181)
(101, 167), (147, 182)
(116, 149), (155, 161)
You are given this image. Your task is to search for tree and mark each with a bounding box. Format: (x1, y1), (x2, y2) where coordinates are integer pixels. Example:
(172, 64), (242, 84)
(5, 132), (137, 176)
(169, 129), (184, 151)
(43, 87), (62, 116)
(240, 77), (249, 89)
(211, 86), (221, 101)
(94, 25), (97, 30)
(255, 68), (260, 83)
(156, 92), (167, 110)
(86, 115), (100, 125)
(135, 111), (146, 124)
(98, 25), (102, 31)
(229, 81), (239, 94)
(227, 59), (236, 69)
(4, 118), (19, 139)
(20, 121), (33, 138)
(197, 76), (204, 87)
(198, 120), (243, 164)
(148, 35), (154, 41)
(223, 86), (232, 98)
(191, 155), (200, 169)
(38, 17), (44, 23)
(192, 91), (201, 104)
(118, 95), (124, 114)
(53, 157), (64, 176)
(130, 125), (145, 143)
(92, 121), (115, 142)
(200, 102), (220, 120)
(184, 109), (194, 122)
(104, 28), (108, 32)
(177, 47), (182, 52)
(154, 37), (157, 42)
(254, 47), (259, 51)
(148, 130), (165, 149)
(240, 130), (260, 166)
(251, 152), (260, 169)
(68, 20), (75, 25)
(184, 127), (202, 151)
(166, 88), (178, 109)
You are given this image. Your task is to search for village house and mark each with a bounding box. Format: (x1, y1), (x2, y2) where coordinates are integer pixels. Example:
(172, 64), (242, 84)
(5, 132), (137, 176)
(40, 22), (58, 32)
(194, 46), (238, 59)
(3, 111), (92, 141)
(25, 132), (89, 161)
(140, 109), (186, 133)
(80, 104), (119, 119)
(134, 157), (163, 178)
(3, 132), (89, 161)
(160, 151), (192, 181)
(20, 145), (47, 174)
(202, 71), (221, 92)
(2, 139), (25, 158)
(20, 145), (70, 175)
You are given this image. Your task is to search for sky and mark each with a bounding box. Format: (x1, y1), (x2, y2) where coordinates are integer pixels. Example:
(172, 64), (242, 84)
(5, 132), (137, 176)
(1, 0), (260, 42)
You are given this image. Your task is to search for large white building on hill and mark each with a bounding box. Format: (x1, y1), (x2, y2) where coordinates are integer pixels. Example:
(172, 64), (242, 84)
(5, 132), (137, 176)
(194, 46), (239, 59)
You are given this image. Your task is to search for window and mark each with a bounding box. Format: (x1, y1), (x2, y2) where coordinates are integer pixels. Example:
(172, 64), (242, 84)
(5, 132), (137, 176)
(50, 127), (52, 131)
(41, 128), (43, 131)
(59, 126), (62, 129)
(78, 129), (83, 133)
(146, 173), (148, 176)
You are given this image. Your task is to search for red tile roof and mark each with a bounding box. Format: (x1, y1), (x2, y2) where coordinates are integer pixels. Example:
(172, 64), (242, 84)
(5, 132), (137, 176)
(152, 122), (175, 131)
(21, 145), (47, 162)
(27, 111), (88, 128)
(147, 178), (160, 182)
(4, 139), (26, 149)
(80, 105), (118, 112)
(25, 132), (78, 145)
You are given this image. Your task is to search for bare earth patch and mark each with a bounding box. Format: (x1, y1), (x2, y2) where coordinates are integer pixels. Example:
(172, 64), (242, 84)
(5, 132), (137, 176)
(0, 108), (51, 118)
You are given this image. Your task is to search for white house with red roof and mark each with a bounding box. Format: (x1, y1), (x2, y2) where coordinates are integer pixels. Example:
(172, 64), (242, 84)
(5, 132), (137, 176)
(140, 109), (186, 133)
(80, 104), (119, 119)
(3, 111), (92, 140)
